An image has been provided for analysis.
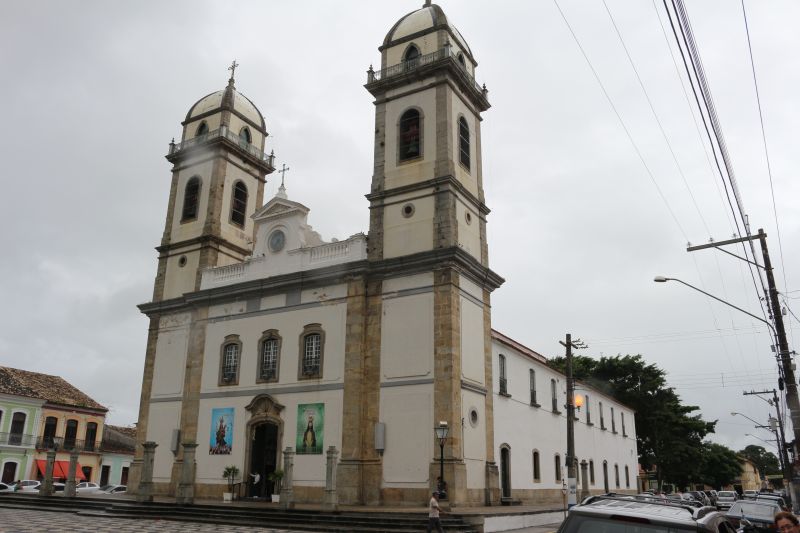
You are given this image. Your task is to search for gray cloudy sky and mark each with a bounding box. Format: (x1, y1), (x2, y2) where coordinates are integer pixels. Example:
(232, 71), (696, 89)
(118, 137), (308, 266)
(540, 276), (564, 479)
(1, 1), (797, 455)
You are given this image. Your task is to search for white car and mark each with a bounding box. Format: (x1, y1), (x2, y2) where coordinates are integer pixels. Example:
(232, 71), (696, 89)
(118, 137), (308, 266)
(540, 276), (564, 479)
(0, 482), (13, 493)
(76, 482), (101, 493)
(101, 484), (127, 494)
(15, 480), (41, 492)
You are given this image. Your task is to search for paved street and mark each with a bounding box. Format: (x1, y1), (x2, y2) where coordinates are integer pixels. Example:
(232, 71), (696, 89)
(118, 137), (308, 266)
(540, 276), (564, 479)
(0, 508), (561, 533)
(0, 508), (313, 533)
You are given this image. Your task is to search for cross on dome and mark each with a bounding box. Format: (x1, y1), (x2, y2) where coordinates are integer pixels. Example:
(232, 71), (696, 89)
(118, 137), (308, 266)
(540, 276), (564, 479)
(276, 163), (290, 199)
(227, 60), (239, 84)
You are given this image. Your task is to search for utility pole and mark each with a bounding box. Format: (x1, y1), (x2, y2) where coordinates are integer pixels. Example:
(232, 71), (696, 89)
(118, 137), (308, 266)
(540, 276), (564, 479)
(744, 389), (791, 490)
(688, 229), (799, 509)
(560, 334), (586, 508)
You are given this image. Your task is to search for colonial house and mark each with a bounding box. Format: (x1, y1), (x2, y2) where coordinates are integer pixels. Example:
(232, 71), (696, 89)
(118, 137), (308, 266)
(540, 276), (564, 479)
(0, 366), (108, 483)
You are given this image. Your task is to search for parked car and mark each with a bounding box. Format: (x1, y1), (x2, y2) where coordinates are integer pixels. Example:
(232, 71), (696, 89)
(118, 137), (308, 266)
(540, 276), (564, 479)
(704, 490), (718, 506)
(755, 493), (787, 509)
(76, 482), (101, 494)
(14, 480), (40, 492)
(557, 494), (732, 532)
(743, 490), (758, 500)
(688, 491), (711, 506)
(717, 490), (738, 511)
(726, 500), (782, 532)
(99, 484), (127, 494)
(34, 482), (64, 493)
(0, 482), (13, 493)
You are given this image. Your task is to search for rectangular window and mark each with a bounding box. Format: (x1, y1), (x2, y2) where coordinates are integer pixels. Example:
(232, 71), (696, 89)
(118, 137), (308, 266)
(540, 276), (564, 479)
(599, 402), (605, 429)
(499, 354), (508, 395)
(261, 338), (279, 380)
(303, 334), (321, 376)
(222, 343), (239, 382)
(555, 455), (562, 482)
(551, 379), (558, 412)
(621, 412), (627, 436)
(611, 407), (616, 433)
(590, 460), (595, 485)
(585, 395), (591, 424)
(529, 369), (537, 405)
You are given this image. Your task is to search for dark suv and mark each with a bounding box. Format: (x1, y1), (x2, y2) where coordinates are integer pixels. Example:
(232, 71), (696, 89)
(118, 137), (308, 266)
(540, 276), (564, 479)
(557, 495), (737, 532)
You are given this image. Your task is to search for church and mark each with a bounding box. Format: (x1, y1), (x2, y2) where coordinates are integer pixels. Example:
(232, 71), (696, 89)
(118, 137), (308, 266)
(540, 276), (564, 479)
(129, 2), (638, 507)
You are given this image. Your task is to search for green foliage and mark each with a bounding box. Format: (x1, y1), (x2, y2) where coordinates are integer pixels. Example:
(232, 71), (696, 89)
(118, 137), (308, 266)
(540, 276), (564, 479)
(739, 444), (781, 478)
(699, 442), (741, 488)
(268, 469), (284, 494)
(548, 354), (716, 488)
(222, 465), (240, 491)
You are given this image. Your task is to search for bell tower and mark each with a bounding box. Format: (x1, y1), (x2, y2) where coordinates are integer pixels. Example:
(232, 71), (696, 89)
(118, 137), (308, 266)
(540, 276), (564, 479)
(154, 64), (275, 302)
(337, 2), (503, 506)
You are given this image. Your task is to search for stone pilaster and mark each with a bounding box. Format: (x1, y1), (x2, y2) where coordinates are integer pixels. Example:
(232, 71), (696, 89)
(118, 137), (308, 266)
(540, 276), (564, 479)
(136, 442), (158, 503)
(280, 447), (295, 510)
(338, 278), (383, 505)
(323, 446), (339, 511)
(482, 287), (499, 505)
(580, 460), (590, 502)
(170, 307), (208, 490)
(129, 316), (160, 495)
(176, 442), (198, 505)
(433, 84), (455, 179)
(432, 268), (467, 504)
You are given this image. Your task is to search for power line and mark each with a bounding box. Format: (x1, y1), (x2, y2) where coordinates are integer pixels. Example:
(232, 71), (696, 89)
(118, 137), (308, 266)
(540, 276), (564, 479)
(552, 0), (689, 241)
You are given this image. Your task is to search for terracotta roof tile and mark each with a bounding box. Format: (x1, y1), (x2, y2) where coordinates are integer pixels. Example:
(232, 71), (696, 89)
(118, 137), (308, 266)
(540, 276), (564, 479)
(0, 366), (107, 411)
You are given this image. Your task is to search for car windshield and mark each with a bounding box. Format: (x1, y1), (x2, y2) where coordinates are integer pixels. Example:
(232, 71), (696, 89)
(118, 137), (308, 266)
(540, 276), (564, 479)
(560, 515), (694, 532)
(728, 501), (778, 521)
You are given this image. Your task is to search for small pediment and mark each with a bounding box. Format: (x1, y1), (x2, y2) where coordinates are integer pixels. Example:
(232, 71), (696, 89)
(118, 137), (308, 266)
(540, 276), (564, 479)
(252, 197), (310, 222)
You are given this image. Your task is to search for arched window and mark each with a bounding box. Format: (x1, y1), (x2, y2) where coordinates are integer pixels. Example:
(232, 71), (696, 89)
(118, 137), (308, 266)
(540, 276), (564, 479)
(614, 463), (620, 488)
(181, 176), (201, 221)
(239, 127), (252, 146)
(196, 121), (208, 138)
(404, 44), (420, 67)
(299, 324), (324, 379)
(554, 454), (562, 482)
(219, 335), (241, 385)
(457, 52), (466, 68)
(85, 422), (98, 451)
(458, 116), (470, 170)
(589, 460), (595, 484)
(258, 330), (281, 382)
(230, 181), (248, 227)
(399, 109), (421, 162)
(603, 461), (609, 492)
(532, 450), (541, 482)
(9, 412), (26, 445)
(625, 465), (630, 488)
(64, 419), (78, 449)
(43, 416), (57, 448)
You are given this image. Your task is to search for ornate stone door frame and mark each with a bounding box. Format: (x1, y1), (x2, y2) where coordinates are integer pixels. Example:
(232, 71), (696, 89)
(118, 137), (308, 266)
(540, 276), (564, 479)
(244, 394), (285, 491)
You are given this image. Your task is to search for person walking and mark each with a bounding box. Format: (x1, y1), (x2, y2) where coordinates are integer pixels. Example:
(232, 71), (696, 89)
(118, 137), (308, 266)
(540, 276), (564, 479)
(249, 471), (261, 498)
(427, 491), (446, 533)
(774, 511), (800, 532)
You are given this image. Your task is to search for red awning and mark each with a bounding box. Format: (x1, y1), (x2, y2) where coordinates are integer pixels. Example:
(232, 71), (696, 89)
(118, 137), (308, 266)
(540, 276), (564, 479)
(35, 459), (86, 481)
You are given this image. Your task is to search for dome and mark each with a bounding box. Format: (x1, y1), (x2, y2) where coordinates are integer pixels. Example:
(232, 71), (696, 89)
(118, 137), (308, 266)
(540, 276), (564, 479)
(383, 3), (472, 57)
(185, 84), (265, 130)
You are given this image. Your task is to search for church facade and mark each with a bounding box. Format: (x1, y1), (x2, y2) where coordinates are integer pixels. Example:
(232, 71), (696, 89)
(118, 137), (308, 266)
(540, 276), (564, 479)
(130, 3), (638, 507)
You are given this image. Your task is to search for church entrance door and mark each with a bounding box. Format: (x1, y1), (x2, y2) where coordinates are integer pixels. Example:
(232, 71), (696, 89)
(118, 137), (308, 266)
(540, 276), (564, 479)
(250, 422), (279, 497)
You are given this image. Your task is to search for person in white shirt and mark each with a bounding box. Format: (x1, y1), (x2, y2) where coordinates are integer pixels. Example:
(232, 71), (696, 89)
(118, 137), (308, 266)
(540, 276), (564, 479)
(427, 491), (446, 533)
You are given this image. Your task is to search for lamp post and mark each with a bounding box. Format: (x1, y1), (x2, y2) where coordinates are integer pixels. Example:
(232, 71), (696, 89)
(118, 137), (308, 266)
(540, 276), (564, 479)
(435, 421), (449, 499)
(655, 275), (796, 505)
(733, 411), (789, 481)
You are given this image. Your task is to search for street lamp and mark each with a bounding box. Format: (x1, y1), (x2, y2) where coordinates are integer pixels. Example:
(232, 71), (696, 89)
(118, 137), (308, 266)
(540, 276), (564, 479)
(435, 421), (449, 499)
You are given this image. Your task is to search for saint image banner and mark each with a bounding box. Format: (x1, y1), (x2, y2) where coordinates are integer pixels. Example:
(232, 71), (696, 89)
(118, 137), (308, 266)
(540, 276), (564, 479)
(296, 403), (324, 454)
(210, 407), (234, 455)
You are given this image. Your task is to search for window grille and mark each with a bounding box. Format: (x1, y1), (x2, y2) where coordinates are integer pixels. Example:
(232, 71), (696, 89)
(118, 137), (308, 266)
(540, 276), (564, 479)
(260, 338), (278, 380)
(303, 333), (321, 376)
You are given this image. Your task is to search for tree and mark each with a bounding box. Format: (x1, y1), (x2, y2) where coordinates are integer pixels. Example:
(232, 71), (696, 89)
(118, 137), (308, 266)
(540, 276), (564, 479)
(548, 354), (717, 489)
(698, 442), (741, 489)
(739, 444), (781, 479)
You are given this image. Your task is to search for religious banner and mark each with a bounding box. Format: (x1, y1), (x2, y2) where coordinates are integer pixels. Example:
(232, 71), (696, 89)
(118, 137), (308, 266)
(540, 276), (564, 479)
(209, 407), (234, 455)
(295, 403), (324, 454)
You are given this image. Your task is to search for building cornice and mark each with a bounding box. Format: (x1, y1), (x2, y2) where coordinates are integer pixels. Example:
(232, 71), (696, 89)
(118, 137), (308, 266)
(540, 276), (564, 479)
(367, 174), (490, 216)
